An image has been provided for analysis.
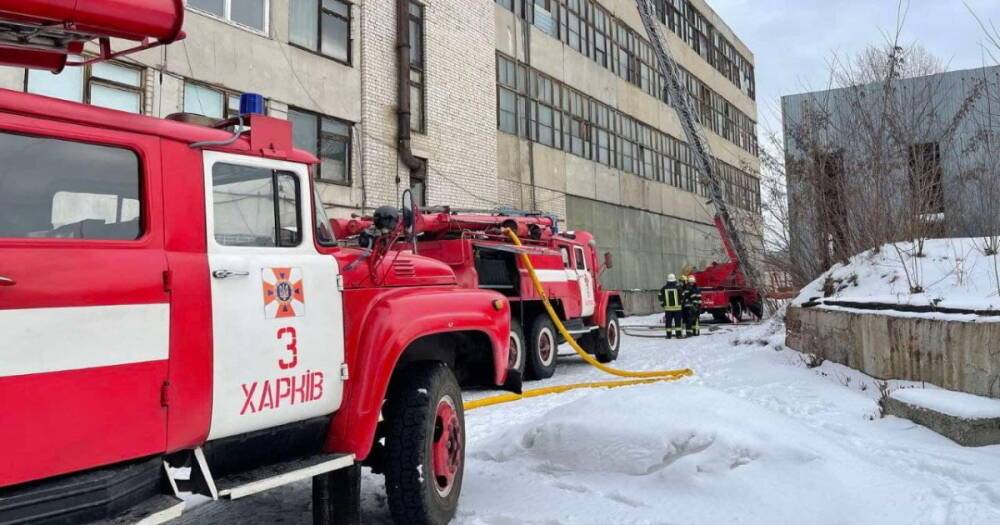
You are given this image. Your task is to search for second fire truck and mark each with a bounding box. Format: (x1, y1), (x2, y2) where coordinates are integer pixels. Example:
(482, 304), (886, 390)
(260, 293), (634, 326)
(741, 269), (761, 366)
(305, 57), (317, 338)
(333, 209), (625, 380)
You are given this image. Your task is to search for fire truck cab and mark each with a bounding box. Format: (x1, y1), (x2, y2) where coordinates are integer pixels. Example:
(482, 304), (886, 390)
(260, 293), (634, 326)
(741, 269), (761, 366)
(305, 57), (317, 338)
(0, 90), (512, 525)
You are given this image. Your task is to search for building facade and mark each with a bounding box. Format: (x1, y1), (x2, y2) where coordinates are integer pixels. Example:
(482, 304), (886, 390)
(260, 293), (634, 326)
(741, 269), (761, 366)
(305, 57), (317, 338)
(1, 0), (760, 311)
(783, 66), (1000, 282)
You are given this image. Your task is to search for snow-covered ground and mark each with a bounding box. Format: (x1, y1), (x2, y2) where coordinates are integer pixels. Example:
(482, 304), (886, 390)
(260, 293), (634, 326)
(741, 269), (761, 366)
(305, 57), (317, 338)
(176, 315), (1000, 524)
(794, 237), (1000, 313)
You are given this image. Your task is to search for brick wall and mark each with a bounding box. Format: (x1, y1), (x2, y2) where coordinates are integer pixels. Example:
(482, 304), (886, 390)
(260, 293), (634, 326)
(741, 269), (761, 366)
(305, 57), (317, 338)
(359, 0), (498, 211)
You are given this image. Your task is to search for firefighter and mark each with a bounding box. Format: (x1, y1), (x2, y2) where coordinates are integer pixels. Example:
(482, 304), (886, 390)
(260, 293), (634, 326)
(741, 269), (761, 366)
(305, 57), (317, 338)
(679, 274), (692, 335)
(687, 275), (702, 337)
(659, 274), (684, 339)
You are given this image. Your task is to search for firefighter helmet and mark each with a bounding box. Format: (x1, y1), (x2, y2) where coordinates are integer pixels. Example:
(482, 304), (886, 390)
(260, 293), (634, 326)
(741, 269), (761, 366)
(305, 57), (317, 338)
(688, 275), (697, 284)
(667, 273), (677, 282)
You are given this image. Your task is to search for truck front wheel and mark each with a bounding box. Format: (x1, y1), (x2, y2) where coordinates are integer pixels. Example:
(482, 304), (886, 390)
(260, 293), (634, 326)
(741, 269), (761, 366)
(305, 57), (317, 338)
(385, 363), (465, 525)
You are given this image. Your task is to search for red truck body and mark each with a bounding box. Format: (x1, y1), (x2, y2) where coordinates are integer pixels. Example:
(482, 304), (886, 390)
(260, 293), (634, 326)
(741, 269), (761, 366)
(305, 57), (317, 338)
(334, 210), (625, 379)
(0, 89), (510, 522)
(692, 215), (762, 320)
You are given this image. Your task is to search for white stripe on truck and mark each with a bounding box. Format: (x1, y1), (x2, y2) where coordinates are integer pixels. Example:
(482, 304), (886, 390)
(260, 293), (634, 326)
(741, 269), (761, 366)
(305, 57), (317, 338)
(0, 303), (169, 377)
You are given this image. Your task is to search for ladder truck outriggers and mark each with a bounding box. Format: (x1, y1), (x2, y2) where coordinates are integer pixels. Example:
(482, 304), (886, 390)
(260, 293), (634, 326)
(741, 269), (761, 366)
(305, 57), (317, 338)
(332, 208), (625, 381)
(635, 0), (764, 321)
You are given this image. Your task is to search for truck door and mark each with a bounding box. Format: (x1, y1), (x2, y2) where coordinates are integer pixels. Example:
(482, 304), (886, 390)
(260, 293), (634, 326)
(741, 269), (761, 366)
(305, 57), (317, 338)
(574, 246), (596, 317)
(202, 152), (345, 441)
(0, 127), (168, 486)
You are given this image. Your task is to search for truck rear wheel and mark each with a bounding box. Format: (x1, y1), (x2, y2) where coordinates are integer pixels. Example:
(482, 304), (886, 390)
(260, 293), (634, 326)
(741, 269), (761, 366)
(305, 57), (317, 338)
(593, 311), (621, 363)
(526, 314), (558, 380)
(385, 363), (465, 525)
(508, 318), (527, 377)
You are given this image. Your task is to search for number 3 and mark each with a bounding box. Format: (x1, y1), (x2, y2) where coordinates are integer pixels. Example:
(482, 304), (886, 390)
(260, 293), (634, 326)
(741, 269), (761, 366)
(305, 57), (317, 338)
(277, 327), (298, 370)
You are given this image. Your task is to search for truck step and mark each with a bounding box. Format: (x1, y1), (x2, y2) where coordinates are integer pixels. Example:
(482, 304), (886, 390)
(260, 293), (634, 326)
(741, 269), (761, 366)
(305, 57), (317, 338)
(96, 494), (184, 525)
(215, 453), (355, 500)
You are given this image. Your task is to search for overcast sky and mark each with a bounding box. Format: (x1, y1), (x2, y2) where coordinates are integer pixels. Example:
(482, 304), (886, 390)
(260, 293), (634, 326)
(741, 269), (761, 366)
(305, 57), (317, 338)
(708, 0), (1000, 136)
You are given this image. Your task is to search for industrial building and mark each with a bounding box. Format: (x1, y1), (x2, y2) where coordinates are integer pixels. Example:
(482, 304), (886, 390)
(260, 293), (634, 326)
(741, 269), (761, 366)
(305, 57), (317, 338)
(783, 65), (1000, 282)
(0, 0), (761, 310)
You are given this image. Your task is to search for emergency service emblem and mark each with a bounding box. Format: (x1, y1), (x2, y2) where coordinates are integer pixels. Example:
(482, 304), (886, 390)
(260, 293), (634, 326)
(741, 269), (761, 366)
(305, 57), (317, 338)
(262, 267), (305, 318)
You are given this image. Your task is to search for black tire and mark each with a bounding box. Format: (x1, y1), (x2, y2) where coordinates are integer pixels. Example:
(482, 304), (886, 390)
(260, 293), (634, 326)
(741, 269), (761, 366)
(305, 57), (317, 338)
(384, 363), (465, 525)
(526, 314), (558, 380)
(712, 311), (729, 323)
(749, 301), (764, 320)
(508, 318), (527, 377)
(730, 301), (744, 321)
(594, 311), (621, 363)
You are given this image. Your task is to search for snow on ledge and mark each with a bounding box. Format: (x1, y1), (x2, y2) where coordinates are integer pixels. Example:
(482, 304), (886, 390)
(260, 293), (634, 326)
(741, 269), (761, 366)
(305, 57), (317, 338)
(890, 387), (1000, 420)
(793, 237), (1000, 315)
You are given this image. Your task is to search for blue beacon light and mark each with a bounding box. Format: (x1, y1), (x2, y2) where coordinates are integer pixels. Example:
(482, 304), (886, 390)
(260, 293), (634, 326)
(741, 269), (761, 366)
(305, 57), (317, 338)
(239, 93), (266, 116)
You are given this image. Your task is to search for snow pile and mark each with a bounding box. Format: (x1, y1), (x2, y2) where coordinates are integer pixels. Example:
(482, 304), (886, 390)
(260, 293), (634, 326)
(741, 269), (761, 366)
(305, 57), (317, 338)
(892, 387), (1000, 420)
(794, 237), (1000, 312)
(477, 383), (822, 477)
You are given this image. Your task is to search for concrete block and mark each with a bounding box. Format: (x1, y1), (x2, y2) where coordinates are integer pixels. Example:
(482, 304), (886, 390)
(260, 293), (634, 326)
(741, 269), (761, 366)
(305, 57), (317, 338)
(883, 395), (1000, 447)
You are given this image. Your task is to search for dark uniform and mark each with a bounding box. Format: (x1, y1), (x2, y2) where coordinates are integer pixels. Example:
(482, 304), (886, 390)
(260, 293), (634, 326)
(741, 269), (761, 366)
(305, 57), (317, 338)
(687, 279), (702, 336)
(659, 277), (684, 339)
(680, 279), (692, 335)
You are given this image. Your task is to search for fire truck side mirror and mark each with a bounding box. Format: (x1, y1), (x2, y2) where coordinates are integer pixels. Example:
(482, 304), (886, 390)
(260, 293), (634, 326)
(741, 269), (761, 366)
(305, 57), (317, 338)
(604, 252), (614, 269)
(401, 189), (415, 236)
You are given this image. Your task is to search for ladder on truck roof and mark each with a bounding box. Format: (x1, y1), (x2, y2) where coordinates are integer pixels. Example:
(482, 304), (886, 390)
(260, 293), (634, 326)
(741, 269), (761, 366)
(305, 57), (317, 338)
(633, 0), (761, 292)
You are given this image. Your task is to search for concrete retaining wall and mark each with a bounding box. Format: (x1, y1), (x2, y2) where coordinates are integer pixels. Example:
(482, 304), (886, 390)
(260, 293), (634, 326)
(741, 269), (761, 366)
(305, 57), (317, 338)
(786, 306), (1000, 398)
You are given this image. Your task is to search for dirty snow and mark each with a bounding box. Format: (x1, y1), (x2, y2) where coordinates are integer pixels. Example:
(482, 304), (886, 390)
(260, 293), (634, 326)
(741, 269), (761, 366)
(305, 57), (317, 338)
(892, 387), (1000, 420)
(175, 314), (1000, 525)
(794, 237), (1000, 313)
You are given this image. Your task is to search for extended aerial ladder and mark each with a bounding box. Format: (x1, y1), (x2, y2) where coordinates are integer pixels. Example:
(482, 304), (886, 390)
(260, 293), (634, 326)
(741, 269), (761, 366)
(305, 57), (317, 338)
(633, 0), (762, 294)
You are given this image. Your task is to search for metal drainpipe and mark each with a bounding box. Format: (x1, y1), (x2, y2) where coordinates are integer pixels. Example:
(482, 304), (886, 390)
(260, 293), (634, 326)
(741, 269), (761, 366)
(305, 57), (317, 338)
(396, 0), (426, 185)
(523, 4), (538, 211)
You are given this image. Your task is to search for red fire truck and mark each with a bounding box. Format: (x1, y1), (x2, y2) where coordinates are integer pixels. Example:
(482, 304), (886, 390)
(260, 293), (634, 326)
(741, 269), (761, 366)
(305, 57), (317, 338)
(0, 3), (514, 524)
(691, 216), (763, 321)
(333, 209), (625, 380)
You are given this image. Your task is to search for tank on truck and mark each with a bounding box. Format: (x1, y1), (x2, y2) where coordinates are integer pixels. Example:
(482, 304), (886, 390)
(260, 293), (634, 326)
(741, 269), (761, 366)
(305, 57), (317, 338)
(633, 0), (762, 295)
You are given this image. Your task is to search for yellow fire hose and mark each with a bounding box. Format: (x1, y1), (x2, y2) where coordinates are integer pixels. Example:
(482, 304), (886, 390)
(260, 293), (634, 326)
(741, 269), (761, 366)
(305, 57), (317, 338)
(463, 230), (694, 412)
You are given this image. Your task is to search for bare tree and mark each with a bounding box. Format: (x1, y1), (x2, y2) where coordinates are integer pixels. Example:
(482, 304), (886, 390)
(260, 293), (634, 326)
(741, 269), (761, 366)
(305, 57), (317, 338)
(783, 24), (983, 293)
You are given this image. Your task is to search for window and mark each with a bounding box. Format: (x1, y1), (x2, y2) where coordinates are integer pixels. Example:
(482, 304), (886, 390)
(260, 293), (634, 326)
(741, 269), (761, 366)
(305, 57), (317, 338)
(288, 109), (352, 184)
(212, 164), (301, 247)
(908, 142), (944, 215)
(409, 1), (426, 133)
(496, 0), (513, 10)
(27, 59), (143, 113)
(289, 0), (351, 63)
(313, 187), (337, 246)
(0, 132), (141, 240)
(188, 0), (268, 32)
(560, 246), (571, 268)
(184, 82), (244, 120)
(410, 158), (427, 207)
(574, 247), (586, 270)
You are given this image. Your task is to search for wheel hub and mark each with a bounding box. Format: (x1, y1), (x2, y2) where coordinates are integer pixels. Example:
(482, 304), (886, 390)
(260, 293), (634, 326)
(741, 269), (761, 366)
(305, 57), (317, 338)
(539, 330), (553, 364)
(432, 397), (462, 497)
(508, 334), (520, 369)
(607, 320), (619, 349)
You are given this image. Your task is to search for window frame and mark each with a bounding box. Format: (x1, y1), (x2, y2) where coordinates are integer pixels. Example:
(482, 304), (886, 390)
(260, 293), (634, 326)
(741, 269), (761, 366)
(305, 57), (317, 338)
(288, 107), (353, 186)
(209, 163), (304, 249)
(25, 58), (145, 114)
(187, 0), (270, 35)
(289, 0), (353, 65)
(0, 129), (148, 244)
(408, 0), (427, 134)
(574, 246), (586, 270)
(182, 80), (247, 120)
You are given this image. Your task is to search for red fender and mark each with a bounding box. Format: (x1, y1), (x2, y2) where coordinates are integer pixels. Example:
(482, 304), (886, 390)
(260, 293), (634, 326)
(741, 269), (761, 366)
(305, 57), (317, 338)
(325, 287), (509, 459)
(592, 290), (623, 327)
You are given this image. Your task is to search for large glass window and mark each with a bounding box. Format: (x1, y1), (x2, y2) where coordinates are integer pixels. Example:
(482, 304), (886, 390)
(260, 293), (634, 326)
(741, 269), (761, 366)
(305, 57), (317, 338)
(0, 132), (141, 240)
(27, 59), (143, 113)
(212, 164), (301, 247)
(290, 0), (351, 63)
(288, 109), (352, 185)
(188, 0), (268, 32)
